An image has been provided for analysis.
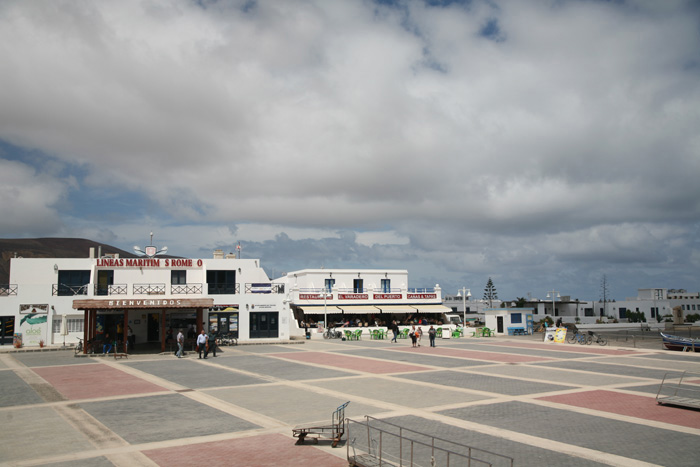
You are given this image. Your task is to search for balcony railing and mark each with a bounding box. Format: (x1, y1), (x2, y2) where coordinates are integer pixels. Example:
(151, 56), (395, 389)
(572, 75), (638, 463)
(53, 284), (89, 296)
(133, 283), (166, 295)
(171, 283), (203, 295)
(208, 282), (240, 295)
(94, 284), (128, 296)
(0, 284), (18, 296)
(244, 283), (285, 294)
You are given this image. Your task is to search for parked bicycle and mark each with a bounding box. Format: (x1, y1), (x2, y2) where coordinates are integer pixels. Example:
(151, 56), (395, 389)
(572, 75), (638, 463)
(566, 327), (589, 345)
(217, 332), (238, 346)
(586, 331), (608, 346)
(324, 326), (343, 339)
(74, 337), (96, 355)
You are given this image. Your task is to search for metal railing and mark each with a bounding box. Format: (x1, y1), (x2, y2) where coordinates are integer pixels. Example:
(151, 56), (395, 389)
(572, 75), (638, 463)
(53, 284), (88, 296)
(0, 284), (18, 296)
(347, 416), (514, 467)
(244, 283), (285, 294)
(207, 282), (240, 295)
(171, 283), (203, 295)
(133, 283), (166, 295)
(94, 284), (128, 296)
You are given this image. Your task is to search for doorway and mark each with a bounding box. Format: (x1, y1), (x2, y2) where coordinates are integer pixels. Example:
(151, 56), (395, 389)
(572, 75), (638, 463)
(147, 313), (160, 342)
(0, 316), (15, 345)
(497, 316), (504, 334)
(249, 311), (278, 339)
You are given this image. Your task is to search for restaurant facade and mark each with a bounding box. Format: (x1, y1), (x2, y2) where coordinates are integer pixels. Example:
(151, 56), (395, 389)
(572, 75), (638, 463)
(1, 248), (448, 349)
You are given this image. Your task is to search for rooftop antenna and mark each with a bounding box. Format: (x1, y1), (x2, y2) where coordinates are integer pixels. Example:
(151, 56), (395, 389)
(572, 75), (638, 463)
(134, 232), (167, 257)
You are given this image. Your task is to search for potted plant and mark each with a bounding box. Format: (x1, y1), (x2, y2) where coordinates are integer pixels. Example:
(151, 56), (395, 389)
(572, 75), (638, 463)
(39, 340), (45, 348)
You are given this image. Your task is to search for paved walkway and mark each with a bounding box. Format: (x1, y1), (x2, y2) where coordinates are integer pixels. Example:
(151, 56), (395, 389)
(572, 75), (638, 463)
(1, 334), (699, 466)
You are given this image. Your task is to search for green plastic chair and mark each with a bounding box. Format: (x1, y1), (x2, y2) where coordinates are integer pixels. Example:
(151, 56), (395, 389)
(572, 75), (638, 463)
(451, 328), (462, 338)
(436, 328), (443, 338)
(353, 329), (363, 340)
(481, 327), (493, 337)
(345, 330), (353, 340)
(400, 328), (410, 339)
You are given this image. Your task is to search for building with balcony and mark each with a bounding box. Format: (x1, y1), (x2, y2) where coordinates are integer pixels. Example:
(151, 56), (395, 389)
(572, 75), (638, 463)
(277, 269), (449, 328)
(0, 248), (450, 348)
(1, 248), (287, 349)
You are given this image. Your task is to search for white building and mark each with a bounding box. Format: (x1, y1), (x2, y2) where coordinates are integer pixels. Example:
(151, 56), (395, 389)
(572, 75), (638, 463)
(276, 269), (448, 329)
(0, 248), (449, 348)
(520, 288), (700, 324)
(1, 248), (288, 349)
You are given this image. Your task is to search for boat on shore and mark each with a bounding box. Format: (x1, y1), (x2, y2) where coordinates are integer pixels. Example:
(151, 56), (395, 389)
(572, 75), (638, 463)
(660, 332), (700, 352)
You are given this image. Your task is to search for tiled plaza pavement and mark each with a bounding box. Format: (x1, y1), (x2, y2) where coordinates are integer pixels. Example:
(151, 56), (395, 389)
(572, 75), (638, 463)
(1, 335), (699, 466)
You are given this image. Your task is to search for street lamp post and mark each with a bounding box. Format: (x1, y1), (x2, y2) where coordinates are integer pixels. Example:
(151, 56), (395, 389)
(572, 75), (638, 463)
(546, 290), (560, 322)
(457, 287), (471, 327)
(320, 289), (331, 331)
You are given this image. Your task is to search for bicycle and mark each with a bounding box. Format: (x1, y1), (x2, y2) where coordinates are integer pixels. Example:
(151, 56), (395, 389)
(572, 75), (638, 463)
(74, 337), (96, 355)
(566, 329), (589, 345)
(586, 331), (608, 346)
(217, 333), (238, 346)
(323, 326), (343, 339)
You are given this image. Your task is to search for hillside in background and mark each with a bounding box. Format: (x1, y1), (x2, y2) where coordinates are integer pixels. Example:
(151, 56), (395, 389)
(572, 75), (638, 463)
(0, 238), (137, 284)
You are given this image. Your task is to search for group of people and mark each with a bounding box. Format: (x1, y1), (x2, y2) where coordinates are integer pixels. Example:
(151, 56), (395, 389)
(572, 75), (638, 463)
(387, 321), (438, 348)
(175, 328), (218, 359)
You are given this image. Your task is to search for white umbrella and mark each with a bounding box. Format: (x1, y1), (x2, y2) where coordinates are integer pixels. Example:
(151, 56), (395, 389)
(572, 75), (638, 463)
(60, 314), (68, 347)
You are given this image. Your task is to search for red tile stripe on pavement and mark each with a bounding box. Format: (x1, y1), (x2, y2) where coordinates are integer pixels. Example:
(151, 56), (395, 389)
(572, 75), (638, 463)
(143, 433), (347, 467)
(538, 389), (700, 429)
(33, 364), (167, 400)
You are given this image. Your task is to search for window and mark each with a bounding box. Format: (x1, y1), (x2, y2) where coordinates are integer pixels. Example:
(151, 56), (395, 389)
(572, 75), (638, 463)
(171, 270), (187, 284)
(619, 308), (627, 319)
(381, 279), (390, 293)
(511, 313), (522, 324)
(325, 278), (335, 292)
(353, 279), (364, 293)
(68, 318), (83, 332)
(207, 270), (236, 294)
(57, 270), (90, 295)
(54, 318), (83, 333)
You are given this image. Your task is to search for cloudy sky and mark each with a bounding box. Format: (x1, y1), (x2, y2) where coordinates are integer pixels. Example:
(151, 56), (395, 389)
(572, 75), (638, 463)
(1, 0), (699, 301)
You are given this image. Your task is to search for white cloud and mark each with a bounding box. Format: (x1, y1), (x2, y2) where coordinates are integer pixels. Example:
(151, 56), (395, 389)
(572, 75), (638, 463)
(0, 0), (699, 299)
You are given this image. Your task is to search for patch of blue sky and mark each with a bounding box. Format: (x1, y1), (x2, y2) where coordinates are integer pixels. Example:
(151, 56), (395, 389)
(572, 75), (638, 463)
(479, 17), (505, 42)
(0, 139), (155, 222)
(65, 186), (154, 223)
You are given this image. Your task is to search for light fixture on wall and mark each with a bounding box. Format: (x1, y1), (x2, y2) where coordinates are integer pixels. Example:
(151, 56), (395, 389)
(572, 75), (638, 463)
(54, 264), (58, 272)
(358, 273), (361, 278)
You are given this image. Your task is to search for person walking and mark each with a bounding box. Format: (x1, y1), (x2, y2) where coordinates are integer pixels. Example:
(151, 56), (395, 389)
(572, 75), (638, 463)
(391, 321), (399, 343)
(208, 329), (217, 357)
(428, 326), (436, 347)
(196, 329), (208, 359)
(176, 329), (184, 358)
(409, 325), (417, 348)
(416, 326), (423, 347)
